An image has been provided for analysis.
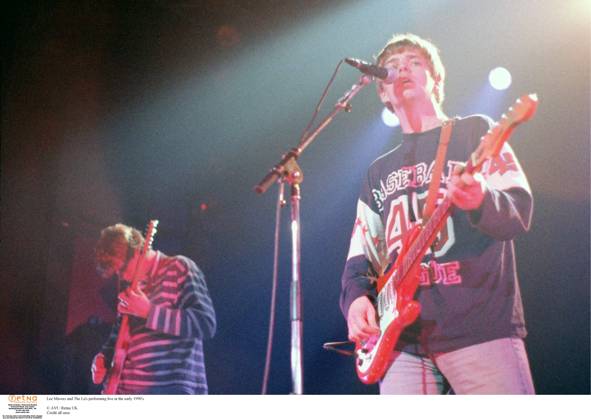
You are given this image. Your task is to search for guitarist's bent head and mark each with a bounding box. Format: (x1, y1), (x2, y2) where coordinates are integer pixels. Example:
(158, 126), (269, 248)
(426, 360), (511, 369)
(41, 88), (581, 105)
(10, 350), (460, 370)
(95, 224), (145, 279)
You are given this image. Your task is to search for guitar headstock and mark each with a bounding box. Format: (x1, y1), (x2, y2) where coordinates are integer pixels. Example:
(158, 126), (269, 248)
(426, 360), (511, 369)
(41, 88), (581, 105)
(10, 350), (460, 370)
(142, 219), (159, 254)
(468, 94), (538, 172)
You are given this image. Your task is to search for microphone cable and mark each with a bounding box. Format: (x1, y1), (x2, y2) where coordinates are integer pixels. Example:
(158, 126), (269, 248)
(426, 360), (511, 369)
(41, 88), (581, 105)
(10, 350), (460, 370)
(261, 181), (285, 394)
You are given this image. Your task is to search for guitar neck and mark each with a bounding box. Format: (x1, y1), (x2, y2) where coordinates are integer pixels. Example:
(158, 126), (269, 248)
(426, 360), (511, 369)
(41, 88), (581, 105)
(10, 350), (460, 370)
(394, 195), (453, 286)
(128, 220), (159, 291)
(128, 250), (148, 291)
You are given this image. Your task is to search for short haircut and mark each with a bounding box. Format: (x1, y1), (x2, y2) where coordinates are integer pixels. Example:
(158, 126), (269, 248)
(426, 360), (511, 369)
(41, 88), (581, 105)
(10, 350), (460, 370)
(376, 33), (445, 104)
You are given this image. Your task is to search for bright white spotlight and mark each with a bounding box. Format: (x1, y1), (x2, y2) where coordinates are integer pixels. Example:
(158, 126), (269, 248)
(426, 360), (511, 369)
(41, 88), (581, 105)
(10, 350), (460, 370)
(489, 67), (512, 90)
(381, 107), (400, 127)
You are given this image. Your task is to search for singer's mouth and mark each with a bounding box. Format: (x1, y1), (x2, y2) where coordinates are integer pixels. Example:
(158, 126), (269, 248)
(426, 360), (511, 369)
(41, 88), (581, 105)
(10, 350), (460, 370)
(395, 77), (412, 86)
(394, 78), (413, 90)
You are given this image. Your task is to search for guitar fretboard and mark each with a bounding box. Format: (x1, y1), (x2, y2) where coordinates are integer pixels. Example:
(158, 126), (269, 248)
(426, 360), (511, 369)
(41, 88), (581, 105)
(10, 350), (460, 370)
(396, 195), (453, 287)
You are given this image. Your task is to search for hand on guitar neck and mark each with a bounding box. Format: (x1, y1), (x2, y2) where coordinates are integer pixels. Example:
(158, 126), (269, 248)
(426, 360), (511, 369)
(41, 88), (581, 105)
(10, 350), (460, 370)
(118, 287), (151, 319)
(347, 296), (381, 343)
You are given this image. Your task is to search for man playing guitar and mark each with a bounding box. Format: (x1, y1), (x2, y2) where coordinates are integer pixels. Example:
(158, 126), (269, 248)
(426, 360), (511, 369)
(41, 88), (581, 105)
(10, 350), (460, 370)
(340, 33), (535, 394)
(91, 223), (216, 394)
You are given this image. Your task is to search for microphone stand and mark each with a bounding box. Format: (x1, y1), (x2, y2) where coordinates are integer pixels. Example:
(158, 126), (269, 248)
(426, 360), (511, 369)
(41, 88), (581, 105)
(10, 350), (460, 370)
(254, 74), (372, 395)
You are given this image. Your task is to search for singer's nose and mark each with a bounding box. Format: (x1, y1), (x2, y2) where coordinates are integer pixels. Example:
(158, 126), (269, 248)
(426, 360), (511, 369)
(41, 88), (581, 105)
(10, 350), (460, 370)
(397, 63), (409, 75)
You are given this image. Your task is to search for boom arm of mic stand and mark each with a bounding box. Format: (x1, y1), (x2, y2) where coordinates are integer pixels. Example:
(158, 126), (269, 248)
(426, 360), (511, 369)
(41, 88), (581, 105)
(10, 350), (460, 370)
(254, 148), (301, 194)
(253, 75), (372, 194)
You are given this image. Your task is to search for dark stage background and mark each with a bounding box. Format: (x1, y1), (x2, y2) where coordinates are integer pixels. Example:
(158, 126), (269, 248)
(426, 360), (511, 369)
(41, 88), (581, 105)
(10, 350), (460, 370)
(1, 0), (589, 394)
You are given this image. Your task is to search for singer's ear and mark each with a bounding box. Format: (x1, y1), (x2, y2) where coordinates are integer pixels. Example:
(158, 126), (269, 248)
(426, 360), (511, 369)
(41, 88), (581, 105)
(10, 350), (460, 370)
(432, 75), (442, 103)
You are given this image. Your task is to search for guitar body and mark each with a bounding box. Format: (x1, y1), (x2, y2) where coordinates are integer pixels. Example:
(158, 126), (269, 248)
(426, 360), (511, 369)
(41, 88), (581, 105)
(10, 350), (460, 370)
(355, 225), (423, 385)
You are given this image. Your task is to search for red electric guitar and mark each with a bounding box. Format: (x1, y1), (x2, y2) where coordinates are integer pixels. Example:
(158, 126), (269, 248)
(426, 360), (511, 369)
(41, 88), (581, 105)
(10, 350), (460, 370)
(103, 219), (159, 394)
(355, 94), (539, 384)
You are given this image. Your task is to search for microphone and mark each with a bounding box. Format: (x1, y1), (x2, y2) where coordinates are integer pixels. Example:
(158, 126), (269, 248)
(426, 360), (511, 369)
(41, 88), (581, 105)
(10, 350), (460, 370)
(345, 58), (396, 83)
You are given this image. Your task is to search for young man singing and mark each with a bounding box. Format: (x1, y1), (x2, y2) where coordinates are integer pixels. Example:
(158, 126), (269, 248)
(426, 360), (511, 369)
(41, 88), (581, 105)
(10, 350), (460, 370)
(340, 33), (535, 394)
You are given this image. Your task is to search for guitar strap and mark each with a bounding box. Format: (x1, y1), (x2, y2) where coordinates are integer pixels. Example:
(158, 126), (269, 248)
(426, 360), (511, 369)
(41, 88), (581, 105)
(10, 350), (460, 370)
(422, 118), (455, 223)
(422, 119), (455, 284)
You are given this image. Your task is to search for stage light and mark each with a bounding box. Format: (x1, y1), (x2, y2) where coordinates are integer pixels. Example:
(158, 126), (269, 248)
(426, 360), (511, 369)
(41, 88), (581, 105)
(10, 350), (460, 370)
(488, 67), (512, 90)
(381, 107), (400, 127)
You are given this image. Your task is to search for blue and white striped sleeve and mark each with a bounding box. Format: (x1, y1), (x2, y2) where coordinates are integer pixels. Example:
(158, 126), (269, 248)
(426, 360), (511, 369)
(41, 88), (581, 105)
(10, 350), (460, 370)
(145, 258), (217, 339)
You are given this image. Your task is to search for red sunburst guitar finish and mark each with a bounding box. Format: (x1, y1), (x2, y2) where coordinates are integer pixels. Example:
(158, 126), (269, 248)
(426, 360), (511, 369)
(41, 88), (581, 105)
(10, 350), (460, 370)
(355, 94), (538, 385)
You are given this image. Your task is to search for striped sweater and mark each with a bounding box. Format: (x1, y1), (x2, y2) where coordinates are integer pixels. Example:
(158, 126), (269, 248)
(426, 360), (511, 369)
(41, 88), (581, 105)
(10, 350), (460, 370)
(101, 253), (216, 394)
